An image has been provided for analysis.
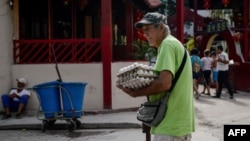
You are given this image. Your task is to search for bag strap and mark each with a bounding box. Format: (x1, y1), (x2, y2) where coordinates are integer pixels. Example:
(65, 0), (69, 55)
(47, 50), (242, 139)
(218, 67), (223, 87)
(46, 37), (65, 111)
(147, 48), (187, 101)
(161, 48), (187, 102)
(169, 48), (187, 92)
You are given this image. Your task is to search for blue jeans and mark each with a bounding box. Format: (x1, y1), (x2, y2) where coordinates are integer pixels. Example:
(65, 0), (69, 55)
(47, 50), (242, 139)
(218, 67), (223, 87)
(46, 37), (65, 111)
(1, 94), (29, 112)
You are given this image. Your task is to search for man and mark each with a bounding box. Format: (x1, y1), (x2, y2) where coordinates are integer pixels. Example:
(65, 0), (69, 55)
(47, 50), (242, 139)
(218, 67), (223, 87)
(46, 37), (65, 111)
(116, 12), (194, 141)
(212, 45), (234, 99)
(1, 78), (31, 119)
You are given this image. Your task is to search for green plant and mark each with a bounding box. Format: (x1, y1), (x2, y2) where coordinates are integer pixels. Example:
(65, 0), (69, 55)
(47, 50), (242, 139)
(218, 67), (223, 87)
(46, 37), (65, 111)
(132, 39), (157, 60)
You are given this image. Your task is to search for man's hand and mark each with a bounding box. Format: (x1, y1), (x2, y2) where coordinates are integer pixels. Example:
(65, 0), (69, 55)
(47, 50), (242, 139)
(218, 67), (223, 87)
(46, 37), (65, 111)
(217, 57), (223, 62)
(218, 57), (229, 64)
(9, 93), (18, 99)
(116, 85), (137, 97)
(144, 0), (162, 8)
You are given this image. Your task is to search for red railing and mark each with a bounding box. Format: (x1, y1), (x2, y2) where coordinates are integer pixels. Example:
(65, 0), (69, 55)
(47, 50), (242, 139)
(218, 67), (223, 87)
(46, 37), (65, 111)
(13, 39), (102, 64)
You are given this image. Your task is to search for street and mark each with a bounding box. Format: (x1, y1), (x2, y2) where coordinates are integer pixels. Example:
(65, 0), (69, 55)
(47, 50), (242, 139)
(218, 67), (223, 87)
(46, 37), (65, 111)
(0, 129), (146, 141)
(1, 88), (250, 141)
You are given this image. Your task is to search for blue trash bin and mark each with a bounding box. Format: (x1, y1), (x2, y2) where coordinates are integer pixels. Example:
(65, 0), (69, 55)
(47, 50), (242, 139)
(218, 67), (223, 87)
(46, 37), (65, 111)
(33, 81), (61, 118)
(60, 82), (87, 118)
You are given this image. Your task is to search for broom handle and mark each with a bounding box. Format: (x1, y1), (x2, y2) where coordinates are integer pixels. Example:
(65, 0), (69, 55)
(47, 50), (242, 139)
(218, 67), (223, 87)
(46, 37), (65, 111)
(51, 45), (62, 82)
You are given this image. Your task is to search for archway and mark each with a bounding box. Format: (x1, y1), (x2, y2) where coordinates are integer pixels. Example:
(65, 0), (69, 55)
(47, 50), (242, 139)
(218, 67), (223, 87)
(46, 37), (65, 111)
(198, 28), (248, 91)
(199, 28), (244, 64)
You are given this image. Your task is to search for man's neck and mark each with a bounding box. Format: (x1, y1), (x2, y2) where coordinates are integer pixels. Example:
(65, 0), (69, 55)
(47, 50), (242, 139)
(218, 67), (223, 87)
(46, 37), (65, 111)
(155, 33), (168, 48)
(17, 88), (24, 92)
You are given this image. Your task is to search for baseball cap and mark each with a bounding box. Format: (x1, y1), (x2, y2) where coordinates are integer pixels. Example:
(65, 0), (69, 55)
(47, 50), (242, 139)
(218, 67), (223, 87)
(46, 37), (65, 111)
(16, 77), (27, 84)
(204, 49), (210, 53)
(135, 12), (167, 29)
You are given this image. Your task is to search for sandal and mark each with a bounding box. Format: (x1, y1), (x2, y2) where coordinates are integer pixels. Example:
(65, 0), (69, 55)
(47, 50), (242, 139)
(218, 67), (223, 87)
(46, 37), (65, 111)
(16, 113), (22, 119)
(205, 93), (210, 95)
(1, 114), (11, 120)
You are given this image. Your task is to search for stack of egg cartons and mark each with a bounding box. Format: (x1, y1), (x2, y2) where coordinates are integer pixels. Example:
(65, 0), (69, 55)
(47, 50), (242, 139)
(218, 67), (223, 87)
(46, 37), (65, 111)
(116, 62), (158, 90)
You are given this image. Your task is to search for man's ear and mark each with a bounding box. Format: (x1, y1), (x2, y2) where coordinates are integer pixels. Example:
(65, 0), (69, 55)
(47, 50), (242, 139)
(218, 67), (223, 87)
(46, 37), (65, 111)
(160, 24), (164, 29)
(159, 24), (165, 33)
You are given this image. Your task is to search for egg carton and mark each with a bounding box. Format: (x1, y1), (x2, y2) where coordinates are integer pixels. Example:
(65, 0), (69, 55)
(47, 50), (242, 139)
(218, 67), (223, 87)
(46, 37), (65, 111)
(116, 62), (155, 76)
(116, 62), (158, 89)
(121, 77), (155, 90)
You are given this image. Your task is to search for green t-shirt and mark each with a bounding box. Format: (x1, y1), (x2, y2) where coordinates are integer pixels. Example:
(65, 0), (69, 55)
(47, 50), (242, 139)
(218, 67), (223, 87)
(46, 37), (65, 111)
(150, 35), (195, 136)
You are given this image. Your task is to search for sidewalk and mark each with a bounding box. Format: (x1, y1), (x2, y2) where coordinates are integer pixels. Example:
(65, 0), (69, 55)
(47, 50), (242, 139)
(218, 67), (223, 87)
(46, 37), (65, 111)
(0, 110), (142, 130)
(0, 87), (250, 141)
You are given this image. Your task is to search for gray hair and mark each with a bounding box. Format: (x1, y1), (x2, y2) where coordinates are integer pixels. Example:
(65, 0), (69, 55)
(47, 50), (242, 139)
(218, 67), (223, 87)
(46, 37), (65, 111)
(151, 23), (171, 35)
(153, 23), (170, 35)
(164, 24), (171, 35)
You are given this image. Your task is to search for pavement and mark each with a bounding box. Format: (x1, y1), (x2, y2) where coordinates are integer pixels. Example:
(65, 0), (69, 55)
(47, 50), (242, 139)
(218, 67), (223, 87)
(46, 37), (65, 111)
(0, 110), (141, 130)
(0, 87), (250, 141)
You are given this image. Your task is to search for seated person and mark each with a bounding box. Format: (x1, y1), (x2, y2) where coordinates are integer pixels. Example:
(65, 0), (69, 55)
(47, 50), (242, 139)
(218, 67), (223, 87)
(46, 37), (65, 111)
(1, 78), (31, 119)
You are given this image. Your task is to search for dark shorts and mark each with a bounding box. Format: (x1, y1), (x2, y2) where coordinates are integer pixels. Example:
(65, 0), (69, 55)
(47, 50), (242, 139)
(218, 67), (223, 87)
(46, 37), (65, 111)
(203, 70), (211, 85)
(192, 71), (201, 80)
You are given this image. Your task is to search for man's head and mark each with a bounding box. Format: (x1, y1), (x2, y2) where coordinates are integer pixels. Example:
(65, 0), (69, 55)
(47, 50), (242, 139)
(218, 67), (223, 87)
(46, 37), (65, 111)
(16, 77), (27, 88)
(135, 12), (169, 47)
(217, 45), (223, 54)
(190, 48), (199, 56)
(204, 49), (210, 56)
(210, 51), (217, 57)
(135, 12), (167, 29)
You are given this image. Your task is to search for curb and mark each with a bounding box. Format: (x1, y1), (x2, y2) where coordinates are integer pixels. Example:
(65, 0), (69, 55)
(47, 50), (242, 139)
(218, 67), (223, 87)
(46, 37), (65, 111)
(0, 123), (142, 130)
(83, 107), (139, 115)
(0, 108), (141, 130)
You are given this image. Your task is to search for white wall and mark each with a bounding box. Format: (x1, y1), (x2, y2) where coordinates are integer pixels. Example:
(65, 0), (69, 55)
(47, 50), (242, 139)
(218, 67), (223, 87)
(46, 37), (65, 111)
(0, 62), (148, 112)
(0, 0), (13, 95)
(1, 64), (103, 113)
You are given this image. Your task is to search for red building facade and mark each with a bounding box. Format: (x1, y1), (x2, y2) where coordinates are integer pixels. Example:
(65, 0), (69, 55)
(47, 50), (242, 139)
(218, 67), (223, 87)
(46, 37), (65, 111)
(11, 0), (250, 108)
(191, 0), (250, 91)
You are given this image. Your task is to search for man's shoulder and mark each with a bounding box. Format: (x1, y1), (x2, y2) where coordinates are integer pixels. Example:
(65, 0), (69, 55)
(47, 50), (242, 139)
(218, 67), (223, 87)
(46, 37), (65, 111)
(9, 89), (17, 93)
(20, 89), (31, 95)
(164, 35), (182, 45)
(191, 55), (201, 60)
(221, 52), (229, 60)
(221, 51), (228, 56)
(23, 89), (31, 92)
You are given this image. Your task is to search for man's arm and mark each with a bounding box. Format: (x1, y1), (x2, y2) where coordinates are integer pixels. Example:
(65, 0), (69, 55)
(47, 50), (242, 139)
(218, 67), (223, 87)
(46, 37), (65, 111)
(9, 91), (19, 99)
(116, 70), (172, 97)
(218, 54), (229, 64)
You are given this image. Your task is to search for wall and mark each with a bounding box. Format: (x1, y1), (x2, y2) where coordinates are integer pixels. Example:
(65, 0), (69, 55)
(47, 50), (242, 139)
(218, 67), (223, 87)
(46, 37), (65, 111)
(0, 0), (13, 96)
(8, 64), (104, 112)
(0, 63), (146, 112)
(234, 63), (250, 91)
